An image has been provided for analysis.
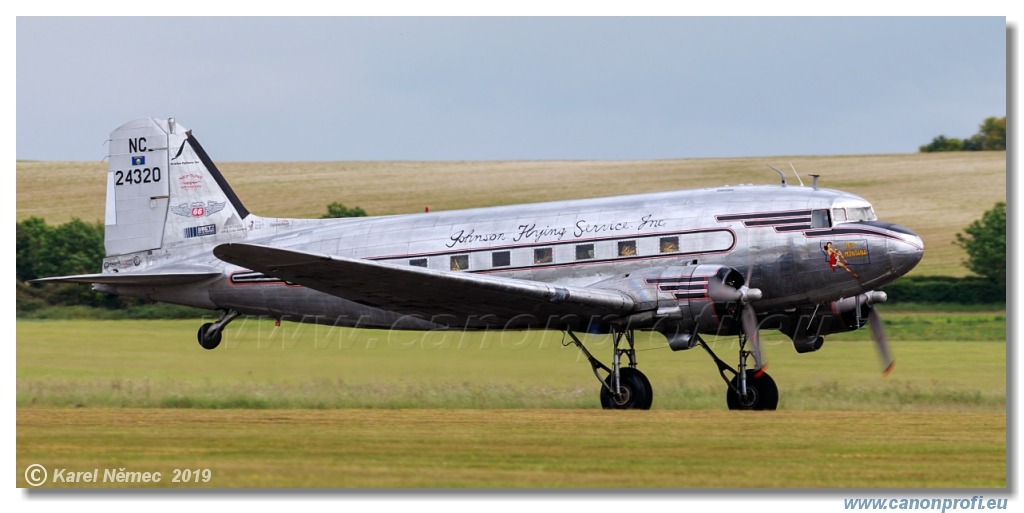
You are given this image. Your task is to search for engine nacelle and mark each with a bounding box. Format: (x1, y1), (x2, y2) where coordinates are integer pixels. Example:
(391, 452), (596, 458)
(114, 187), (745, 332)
(792, 334), (825, 354)
(596, 264), (758, 350)
(780, 291), (887, 352)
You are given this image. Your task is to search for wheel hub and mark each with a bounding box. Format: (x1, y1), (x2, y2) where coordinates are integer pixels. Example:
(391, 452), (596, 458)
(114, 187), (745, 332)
(612, 386), (633, 407)
(738, 386), (759, 408)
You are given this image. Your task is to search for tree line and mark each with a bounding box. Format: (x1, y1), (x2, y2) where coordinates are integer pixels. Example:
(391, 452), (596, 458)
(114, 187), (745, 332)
(17, 202), (368, 317)
(919, 116), (1006, 152)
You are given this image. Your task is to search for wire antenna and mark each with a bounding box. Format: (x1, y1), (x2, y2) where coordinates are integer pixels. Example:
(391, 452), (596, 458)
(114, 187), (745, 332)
(789, 162), (805, 187)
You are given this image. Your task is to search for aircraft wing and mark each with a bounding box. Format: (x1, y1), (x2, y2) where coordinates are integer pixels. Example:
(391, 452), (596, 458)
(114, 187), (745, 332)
(29, 270), (222, 286)
(214, 243), (639, 329)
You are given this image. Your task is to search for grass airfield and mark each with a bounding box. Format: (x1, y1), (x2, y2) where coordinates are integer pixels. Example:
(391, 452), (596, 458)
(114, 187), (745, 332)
(17, 408), (1005, 488)
(16, 152), (1008, 488)
(16, 313), (1006, 488)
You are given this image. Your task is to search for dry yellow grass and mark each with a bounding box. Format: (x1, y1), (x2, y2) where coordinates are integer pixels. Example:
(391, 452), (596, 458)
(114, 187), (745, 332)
(16, 151), (1006, 276)
(17, 408), (1006, 488)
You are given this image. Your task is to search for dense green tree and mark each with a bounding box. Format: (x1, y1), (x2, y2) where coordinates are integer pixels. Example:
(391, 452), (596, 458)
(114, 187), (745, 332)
(962, 135), (984, 151)
(919, 116), (1005, 152)
(977, 116), (1006, 150)
(16, 216), (50, 281)
(919, 135), (963, 153)
(17, 217), (104, 280)
(321, 202), (367, 219)
(17, 217), (110, 308)
(955, 202), (1006, 286)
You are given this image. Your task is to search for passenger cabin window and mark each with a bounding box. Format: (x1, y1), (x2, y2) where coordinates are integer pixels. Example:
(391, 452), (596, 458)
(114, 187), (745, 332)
(575, 244), (595, 260)
(810, 209), (831, 228)
(492, 251), (511, 267)
(618, 240), (637, 256)
(410, 258), (428, 267)
(450, 255), (469, 271)
(534, 247), (553, 264)
(660, 236), (679, 253)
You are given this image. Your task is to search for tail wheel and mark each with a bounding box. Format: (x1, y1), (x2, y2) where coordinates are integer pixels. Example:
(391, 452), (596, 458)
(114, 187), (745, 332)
(600, 367), (653, 410)
(197, 323), (222, 350)
(726, 370), (778, 410)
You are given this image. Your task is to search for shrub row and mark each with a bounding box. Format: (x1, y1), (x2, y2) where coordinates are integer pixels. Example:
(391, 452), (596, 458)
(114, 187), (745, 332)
(881, 275), (1005, 305)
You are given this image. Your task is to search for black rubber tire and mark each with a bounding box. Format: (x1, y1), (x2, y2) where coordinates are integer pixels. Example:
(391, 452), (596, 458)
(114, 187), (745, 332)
(726, 369), (779, 410)
(600, 367), (653, 410)
(197, 323), (222, 350)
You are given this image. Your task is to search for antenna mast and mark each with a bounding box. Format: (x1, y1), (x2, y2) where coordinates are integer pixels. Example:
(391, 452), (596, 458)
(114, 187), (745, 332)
(809, 174), (820, 191)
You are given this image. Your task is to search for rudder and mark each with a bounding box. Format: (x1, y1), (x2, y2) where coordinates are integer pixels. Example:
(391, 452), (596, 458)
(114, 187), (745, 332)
(105, 118), (250, 258)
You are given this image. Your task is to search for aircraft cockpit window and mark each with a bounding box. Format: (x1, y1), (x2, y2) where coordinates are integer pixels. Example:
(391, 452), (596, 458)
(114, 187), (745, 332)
(810, 209), (831, 228)
(534, 247), (553, 264)
(575, 244), (595, 260)
(450, 255), (469, 271)
(847, 207), (877, 222)
(618, 240), (637, 256)
(832, 206), (877, 224)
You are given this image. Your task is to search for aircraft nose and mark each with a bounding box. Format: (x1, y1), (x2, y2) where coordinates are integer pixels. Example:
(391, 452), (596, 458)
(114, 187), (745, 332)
(887, 225), (924, 277)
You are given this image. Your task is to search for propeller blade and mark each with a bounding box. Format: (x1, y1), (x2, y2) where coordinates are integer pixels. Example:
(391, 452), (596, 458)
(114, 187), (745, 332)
(708, 274), (762, 303)
(708, 275), (743, 302)
(868, 307), (895, 376)
(740, 306), (766, 374)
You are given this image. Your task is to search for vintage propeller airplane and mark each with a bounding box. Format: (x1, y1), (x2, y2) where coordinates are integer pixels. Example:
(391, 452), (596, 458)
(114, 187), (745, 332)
(34, 118), (924, 410)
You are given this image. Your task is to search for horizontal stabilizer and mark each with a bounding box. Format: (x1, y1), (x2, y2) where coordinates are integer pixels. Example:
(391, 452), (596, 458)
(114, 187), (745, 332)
(29, 270), (222, 286)
(214, 243), (638, 329)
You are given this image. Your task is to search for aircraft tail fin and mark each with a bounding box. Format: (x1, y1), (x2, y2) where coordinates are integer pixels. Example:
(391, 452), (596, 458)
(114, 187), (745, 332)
(104, 118), (252, 259)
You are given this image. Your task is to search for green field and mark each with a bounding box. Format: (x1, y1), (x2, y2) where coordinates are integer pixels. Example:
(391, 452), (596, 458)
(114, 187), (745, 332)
(17, 314), (1006, 411)
(16, 313), (1006, 488)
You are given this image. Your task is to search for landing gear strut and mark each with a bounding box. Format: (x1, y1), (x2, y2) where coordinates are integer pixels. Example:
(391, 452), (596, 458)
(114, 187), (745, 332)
(695, 333), (779, 410)
(197, 309), (240, 350)
(565, 329), (653, 410)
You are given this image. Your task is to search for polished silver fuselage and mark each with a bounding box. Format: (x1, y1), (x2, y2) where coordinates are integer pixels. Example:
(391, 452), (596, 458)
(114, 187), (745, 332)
(112, 184), (924, 331)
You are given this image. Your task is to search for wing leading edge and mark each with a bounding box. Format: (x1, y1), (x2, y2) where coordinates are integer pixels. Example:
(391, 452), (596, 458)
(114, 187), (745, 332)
(213, 243), (639, 329)
(29, 270), (222, 286)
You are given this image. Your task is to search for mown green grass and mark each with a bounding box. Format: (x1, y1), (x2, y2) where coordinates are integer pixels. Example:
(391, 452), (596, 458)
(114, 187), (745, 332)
(16, 315), (1005, 411)
(16, 315), (1007, 488)
(16, 408), (1006, 488)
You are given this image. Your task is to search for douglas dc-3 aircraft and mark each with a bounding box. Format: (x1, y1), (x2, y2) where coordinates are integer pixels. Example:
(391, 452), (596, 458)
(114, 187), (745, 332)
(35, 118), (925, 410)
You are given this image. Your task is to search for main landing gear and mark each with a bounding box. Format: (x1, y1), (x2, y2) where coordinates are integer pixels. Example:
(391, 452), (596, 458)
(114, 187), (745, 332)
(696, 332), (778, 410)
(197, 309), (240, 350)
(565, 330), (653, 410)
(565, 328), (778, 410)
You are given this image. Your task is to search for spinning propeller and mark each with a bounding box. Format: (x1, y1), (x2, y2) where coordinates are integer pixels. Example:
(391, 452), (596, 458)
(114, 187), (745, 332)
(865, 292), (895, 376)
(709, 271), (894, 377)
(740, 305), (765, 375)
(708, 270), (765, 374)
